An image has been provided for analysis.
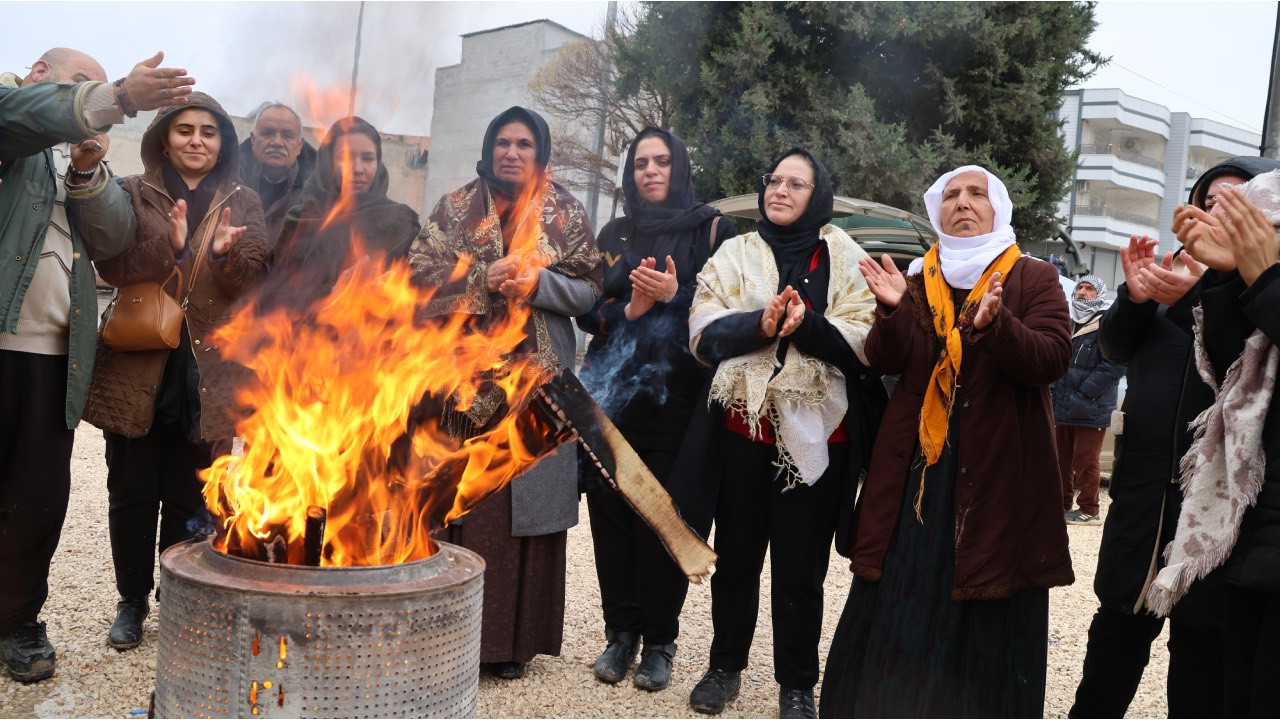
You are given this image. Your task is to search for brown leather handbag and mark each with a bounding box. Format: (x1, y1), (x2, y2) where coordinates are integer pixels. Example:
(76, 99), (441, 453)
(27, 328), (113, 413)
(101, 267), (186, 352)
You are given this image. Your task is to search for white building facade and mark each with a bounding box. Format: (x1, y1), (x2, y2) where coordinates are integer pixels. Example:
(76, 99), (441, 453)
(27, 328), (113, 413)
(1054, 88), (1260, 290)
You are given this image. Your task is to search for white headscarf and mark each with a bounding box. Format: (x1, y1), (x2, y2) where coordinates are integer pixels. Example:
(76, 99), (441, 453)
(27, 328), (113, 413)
(908, 165), (1018, 289)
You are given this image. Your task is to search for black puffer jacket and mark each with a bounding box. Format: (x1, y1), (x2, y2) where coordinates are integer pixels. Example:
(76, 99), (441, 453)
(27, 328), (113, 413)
(1052, 315), (1124, 429)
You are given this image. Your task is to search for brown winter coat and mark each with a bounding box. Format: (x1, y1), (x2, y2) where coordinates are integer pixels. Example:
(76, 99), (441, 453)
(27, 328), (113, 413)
(75, 94), (270, 439)
(850, 257), (1075, 600)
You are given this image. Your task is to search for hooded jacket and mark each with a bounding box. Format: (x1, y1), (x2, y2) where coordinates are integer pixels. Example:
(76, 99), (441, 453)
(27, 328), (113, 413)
(67, 92), (270, 440)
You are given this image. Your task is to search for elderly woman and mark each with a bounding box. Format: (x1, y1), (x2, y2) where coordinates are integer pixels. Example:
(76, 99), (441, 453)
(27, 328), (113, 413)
(64, 92), (269, 651)
(683, 148), (878, 719)
(1149, 170), (1280, 716)
(408, 106), (600, 680)
(267, 116), (420, 306)
(575, 127), (735, 691)
(819, 166), (1073, 717)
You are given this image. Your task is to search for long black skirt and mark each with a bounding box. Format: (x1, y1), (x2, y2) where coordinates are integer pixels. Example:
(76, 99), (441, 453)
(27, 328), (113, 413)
(820, 442), (1049, 718)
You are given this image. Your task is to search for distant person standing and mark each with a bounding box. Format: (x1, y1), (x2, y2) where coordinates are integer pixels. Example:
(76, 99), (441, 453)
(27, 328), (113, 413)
(1053, 275), (1124, 525)
(239, 102), (316, 244)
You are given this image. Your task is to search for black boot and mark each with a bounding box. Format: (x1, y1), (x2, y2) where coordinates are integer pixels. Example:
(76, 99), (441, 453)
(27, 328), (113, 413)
(633, 641), (676, 691)
(0, 622), (56, 682)
(779, 687), (816, 719)
(689, 668), (741, 714)
(481, 661), (527, 679)
(108, 598), (149, 650)
(593, 628), (640, 684)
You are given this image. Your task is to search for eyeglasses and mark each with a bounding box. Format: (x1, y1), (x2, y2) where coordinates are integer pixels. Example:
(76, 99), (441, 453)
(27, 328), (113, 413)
(762, 174), (815, 192)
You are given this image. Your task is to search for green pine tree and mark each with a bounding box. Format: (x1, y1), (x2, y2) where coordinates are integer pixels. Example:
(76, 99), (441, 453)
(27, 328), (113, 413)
(613, 1), (1104, 241)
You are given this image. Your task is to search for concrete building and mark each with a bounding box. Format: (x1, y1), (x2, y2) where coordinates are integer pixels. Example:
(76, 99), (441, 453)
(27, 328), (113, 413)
(1051, 87), (1260, 289)
(425, 19), (608, 228)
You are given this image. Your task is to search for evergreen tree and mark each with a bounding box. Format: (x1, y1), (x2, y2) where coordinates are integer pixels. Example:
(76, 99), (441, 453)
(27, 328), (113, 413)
(613, 1), (1104, 241)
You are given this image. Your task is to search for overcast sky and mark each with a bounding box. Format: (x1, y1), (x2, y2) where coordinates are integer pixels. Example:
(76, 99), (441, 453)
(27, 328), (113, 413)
(4, 1), (1276, 137)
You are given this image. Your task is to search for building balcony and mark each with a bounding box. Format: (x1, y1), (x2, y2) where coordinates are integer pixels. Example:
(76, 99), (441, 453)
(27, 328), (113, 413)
(1077, 151), (1166, 197)
(1069, 209), (1159, 249)
(1079, 144), (1163, 170)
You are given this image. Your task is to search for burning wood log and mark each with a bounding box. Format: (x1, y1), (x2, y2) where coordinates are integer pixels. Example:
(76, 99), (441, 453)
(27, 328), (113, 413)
(533, 370), (717, 583)
(304, 506), (327, 566)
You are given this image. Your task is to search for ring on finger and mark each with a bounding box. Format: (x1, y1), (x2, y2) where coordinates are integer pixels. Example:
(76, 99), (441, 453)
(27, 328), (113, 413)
(161, 88), (169, 99)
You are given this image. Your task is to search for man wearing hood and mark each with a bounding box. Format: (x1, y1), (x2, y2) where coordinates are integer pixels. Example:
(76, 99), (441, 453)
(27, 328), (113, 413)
(1068, 155), (1280, 717)
(0, 47), (195, 683)
(239, 102), (317, 244)
(1052, 274), (1124, 525)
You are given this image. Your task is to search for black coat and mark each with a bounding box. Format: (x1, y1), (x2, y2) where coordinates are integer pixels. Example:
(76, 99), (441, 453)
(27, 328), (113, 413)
(1051, 316), (1124, 428)
(1212, 265), (1280, 593)
(576, 214), (735, 448)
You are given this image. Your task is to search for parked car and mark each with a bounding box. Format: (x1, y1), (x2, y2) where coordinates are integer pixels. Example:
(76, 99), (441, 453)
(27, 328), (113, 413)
(708, 193), (936, 270)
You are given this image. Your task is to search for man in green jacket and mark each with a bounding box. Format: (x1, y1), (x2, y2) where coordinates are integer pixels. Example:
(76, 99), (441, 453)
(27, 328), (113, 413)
(0, 47), (195, 683)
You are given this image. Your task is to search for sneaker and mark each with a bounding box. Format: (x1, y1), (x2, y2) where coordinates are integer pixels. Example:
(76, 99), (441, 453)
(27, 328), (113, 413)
(780, 687), (817, 719)
(108, 597), (150, 650)
(593, 629), (639, 684)
(633, 641), (676, 691)
(689, 668), (741, 714)
(1066, 509), (1101, 525)
(0, 621), (56, 683)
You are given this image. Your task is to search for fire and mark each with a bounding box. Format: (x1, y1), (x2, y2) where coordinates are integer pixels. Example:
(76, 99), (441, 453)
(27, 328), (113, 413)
(200, 85), (564, 566)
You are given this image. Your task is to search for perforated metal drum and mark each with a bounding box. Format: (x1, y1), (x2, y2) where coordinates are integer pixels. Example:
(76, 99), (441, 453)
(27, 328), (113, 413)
(151, 539), (484, 718)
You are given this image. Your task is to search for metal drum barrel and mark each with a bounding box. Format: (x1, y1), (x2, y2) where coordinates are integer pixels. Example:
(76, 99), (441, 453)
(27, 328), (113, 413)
(152, 539), (484, 718)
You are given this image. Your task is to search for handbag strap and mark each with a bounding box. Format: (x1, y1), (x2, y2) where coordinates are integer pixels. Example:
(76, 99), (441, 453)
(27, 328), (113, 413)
(180, 201), (224, 309)
(162, 265), (185, 300)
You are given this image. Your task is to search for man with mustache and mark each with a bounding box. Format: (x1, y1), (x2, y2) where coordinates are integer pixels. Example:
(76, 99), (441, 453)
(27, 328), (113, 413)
(240, 102), (316, 244)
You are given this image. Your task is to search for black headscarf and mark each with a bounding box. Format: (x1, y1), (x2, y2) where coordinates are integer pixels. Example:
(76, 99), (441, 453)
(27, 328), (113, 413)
(268, 117), (420, 298)
(475, 106), (552, 197)
(620, 127), (719, 274)
(305, 116), (391, 200)
(756, 147), (834, 288)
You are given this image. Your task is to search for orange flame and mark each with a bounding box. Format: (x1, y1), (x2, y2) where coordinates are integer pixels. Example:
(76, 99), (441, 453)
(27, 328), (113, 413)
(201, 85), (561, 566)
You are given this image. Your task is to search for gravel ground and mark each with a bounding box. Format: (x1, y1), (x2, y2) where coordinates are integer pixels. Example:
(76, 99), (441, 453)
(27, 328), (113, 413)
(0, 427), (1168, 719)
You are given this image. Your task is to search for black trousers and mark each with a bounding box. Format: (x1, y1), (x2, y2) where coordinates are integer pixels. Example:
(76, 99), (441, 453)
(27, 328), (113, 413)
(586, 444), (688, 645)
(1222, 583), (1280, 718)
(709, 429), (847, 689)
(0, 350), (74, 634)
(104, 426), (220, 599)
(1070, 576), (1225, 718)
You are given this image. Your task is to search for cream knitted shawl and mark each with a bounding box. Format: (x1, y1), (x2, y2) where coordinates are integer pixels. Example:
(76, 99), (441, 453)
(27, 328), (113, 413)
(689, 224), (875, 487)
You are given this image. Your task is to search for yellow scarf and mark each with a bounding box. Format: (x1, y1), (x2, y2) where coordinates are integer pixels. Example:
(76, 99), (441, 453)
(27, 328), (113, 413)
(915, 243), (1022, 517)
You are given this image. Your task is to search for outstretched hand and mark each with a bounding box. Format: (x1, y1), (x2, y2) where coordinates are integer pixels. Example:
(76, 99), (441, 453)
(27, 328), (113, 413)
(630, 255), (679, 302)
(1216, 185), (1279, 286)
(1119, 234), (1158, 303)
(625, 257), (658, 320)
(1173, 203), (1235, 272)
(1135, 250), (1205, 306)
(118, 51), (196, 112)
(972, 272), (1003, 331)
(858, 254), (906, 308)
(168, 199), (188, 253)
(210, 207), (246, 257)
